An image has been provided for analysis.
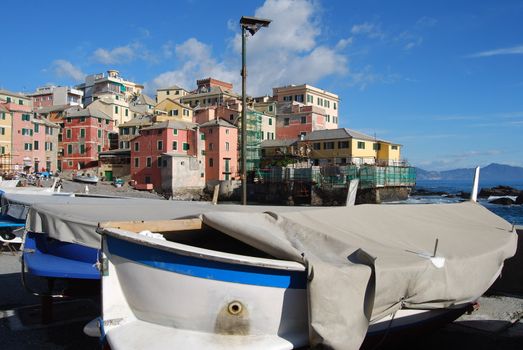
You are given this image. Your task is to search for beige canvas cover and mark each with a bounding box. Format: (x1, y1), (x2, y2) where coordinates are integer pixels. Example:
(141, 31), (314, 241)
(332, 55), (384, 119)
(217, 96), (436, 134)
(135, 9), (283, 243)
(201, 202), (517, 349)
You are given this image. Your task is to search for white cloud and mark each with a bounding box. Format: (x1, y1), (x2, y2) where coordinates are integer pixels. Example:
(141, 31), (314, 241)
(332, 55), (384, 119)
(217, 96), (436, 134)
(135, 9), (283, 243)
(346, 65), (401, 90)
(151, 38), (237, 91)
(51, 59), (85, 82)
(416, 16), (437, 27)
(336, 37), (353, 50)
(150, 0), (348, 96)
(468, 44), (523, 58)
(93, 44), (138, 64)
(351, 22), (385, 40)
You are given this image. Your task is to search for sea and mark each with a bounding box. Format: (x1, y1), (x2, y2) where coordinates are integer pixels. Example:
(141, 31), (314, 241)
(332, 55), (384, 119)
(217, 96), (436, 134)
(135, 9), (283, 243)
(409, 179), (523, 225)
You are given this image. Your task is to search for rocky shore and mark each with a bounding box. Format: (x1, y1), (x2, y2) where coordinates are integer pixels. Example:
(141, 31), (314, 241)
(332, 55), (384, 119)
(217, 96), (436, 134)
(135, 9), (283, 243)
(412, 185), (523, 205)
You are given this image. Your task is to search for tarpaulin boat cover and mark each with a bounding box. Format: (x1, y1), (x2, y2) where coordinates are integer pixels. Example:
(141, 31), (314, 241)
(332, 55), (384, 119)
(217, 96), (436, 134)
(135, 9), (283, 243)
(25, 198), (315, 248)
(25, 198), (516, 349)
(200, 202), (517, 349)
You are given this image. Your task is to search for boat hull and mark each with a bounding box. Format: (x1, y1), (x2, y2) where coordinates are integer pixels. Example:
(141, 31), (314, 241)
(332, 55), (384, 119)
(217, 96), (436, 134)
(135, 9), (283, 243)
(101, 232), (469, 350)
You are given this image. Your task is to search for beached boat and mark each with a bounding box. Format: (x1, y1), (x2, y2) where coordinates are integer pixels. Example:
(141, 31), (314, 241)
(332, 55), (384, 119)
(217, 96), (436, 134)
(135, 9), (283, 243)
(73, 173), (99, 184)
(96, 200), (517, 350)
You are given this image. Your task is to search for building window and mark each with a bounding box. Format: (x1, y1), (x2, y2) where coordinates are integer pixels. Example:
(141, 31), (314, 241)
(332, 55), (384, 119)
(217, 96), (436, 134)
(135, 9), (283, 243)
(392, 145), (398, 150)
(170, 109), (179, 116)
(157, 156), (162, 168)
(146, 157), (152, 167)
(134, 142), (139, 151)
(80, 116), (85, 122)
(284, 118), (290, 126)
(225, 129), (229, 134)
(225, 142), (230, 151)
(134, 158), (139, 167)
(172, 141), (177, 150)
(295, 94), (304, 102)
(66, 129), (71, 139)
(66, 117), (71, 123)
(323, 142), (335, 150)
(373, 143), (381, 151)
(158, 140), (163, 150)
(34, 124), (39, 133)
(98, 145), (101, 153)
(0, 112), (5, 120)
(19, 99), (23, 105)
(334, 102), (337, 110)
(268, 105), (273, 112)
(173, 129), (178, 135)
(300, 116), (307, 124)
(182, 143), (190, 151)
(338, 141), (350, 149)
(22, 114), (31, 121)
(209, 158), (214, 167)
(34, 141), (39, 150)
(326, 115), (330, 122)
(67, 144), (73, 154)
(283, 96), (292, 102)
(268, 117), (273, 125)
(357, 141), (365, 149)
(79, 128), (85, 138)
(0, 127), (4, 135)
(80, 144), (85, 154)
(98, 129), (102, 138)
(313, 143), (321, 150)
(115, 106), (119, 113)
(200, 133), (205, 140)
(24, 143), (32, 150)
(209, 143), (213, 151)
(166, 90), (170, 95)
(125, 109), (128, 117)
(0, 146), (5, 154)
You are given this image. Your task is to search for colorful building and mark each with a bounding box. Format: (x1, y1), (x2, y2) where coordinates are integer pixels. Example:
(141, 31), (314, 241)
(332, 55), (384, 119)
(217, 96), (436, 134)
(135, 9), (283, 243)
(130, 120), (203, 191)
(154, 98), (193, 122)
(76, 70), (143, 105)
(87, 93), (134, 127)
(60, 107), (114, 171)
(156, 84), (189, 103)
(300, 128), (402, 166)
(0, 103), (13, 171)
(275, 102), (327, 140)
(32, 117), (60, 172)
(200, 119), (238, 181)
(30, 86), (83, 109)
(180, 78), (240, 108)
(7, 99), (35, 172)
(272, 84), (340, 128)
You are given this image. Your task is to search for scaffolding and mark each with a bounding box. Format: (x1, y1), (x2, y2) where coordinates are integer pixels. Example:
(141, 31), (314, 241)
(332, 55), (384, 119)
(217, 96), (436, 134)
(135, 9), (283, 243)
(239, 110), (263, 172)
(256, 165), (416, 189)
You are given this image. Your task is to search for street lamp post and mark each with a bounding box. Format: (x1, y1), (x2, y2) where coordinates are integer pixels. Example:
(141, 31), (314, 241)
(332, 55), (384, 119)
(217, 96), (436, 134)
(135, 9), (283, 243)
(239, 16), (271, 205)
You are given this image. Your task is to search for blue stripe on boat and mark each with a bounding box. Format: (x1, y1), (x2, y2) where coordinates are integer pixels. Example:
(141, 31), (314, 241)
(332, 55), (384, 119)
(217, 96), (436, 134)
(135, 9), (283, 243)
(106, 236), (307, 289)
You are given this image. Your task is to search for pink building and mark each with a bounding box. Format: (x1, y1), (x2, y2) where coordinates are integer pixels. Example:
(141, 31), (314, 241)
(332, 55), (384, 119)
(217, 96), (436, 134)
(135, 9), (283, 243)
(276, 102), (327, 140)
(9, 102), (35, 171)
(32, 118), (60, 172)
(61, 107), (114, 171)
(130, 120), (201, 190)
(200, 119), (238, 181)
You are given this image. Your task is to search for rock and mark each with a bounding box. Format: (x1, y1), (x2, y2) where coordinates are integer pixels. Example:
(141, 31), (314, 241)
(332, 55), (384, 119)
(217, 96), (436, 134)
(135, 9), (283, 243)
(516, 194), (523, 205)
(479, 186), (521, 198)
(488, 197), (515, 205)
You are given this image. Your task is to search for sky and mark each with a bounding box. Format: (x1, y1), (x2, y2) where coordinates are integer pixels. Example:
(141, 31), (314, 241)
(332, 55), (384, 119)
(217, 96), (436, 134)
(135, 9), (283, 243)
(1, 0), (522, 171)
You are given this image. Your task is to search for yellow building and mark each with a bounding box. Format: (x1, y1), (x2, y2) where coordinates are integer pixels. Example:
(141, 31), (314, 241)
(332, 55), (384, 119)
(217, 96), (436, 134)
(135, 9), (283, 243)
(272, 84), (339, 129)
(154, 98), (193, 122)
(156, 85), (189, 103)
(300, 128), (402, 166)
(88, 94), (134, 127)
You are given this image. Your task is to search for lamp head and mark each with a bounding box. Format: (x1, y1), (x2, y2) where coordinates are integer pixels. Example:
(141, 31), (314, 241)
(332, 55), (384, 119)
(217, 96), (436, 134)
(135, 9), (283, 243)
(240, 16), (271, 35)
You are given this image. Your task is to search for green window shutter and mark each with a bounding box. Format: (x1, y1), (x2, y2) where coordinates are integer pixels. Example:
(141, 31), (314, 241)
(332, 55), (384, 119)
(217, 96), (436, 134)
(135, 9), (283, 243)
(115, 106), (119, 113)
(183, 143), (189, 151)
(173, 129), (178, 135)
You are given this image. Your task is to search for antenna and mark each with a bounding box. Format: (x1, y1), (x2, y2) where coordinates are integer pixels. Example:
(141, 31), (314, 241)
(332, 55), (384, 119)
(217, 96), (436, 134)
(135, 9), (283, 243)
(470, 166), (480, 202)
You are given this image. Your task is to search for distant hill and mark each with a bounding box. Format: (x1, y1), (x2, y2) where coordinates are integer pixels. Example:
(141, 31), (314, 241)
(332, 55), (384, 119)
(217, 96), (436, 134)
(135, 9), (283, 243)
(416, 163), (523, 181)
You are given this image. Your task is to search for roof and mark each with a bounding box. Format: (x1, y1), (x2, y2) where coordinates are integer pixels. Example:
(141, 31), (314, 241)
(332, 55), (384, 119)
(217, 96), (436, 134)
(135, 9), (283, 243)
(199, 118), (237, 128)
(141, 119), (196, 131)
(0, 104), (8, 113)
(99, 149), (131, 157)
(157, 84), (185, 91)
(0, 89), (29, 99)
(155, 98), (193, 110)
(65, 106), (112, 120)
(134, 94), (156, 106)
(261, 139), (298, 148)
(119, 115), (153, 127)
(303, 128), (389, 143)
(33, 117), (60, 128)
(34, 104), (75, 114)
(181, 86), (240, 100)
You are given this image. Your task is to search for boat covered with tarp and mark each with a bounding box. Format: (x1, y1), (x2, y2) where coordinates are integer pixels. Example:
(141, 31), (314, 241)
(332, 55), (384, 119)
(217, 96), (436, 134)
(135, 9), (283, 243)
(90, 201), (517, 350)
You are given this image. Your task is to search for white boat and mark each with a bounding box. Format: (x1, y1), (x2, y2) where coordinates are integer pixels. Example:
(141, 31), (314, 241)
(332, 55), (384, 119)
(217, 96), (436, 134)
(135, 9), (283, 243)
(73, 173), (99, 184)
(96, 200), (517, 350)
